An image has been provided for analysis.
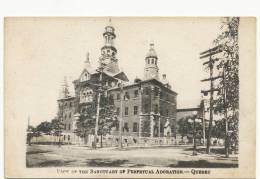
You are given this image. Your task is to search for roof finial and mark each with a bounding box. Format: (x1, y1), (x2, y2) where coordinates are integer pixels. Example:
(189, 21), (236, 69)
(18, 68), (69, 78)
(60, 76), (70, 99)
(108, 17), (113, 27)
(85, 52), (90, 63)
(150, 42), (154, 49)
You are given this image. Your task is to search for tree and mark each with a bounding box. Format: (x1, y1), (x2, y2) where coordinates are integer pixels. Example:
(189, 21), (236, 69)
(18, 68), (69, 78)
(177, 117), (192, 140)
(98, 94), (116, 148)
(51, 118), (65, 146)
(211, 119), (225, 139)
(26, 125), (40, 145)
(75, 106), (96, 139)
(75, 93), (117, 148)
(36, 121), (53, 135)
(178, 116), (203, 144)
(213, 17), (239, 154)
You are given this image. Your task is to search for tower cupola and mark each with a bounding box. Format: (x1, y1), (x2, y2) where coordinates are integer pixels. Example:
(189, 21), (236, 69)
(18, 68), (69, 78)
(99, 19), (119, 73)
(59, 76), (70, 99)
(144, 43), (159, 80)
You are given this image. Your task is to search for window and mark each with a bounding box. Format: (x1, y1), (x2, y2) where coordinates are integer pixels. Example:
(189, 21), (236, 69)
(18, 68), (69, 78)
(80, 72), (90, 82)
(64, 135), (66, 140)
(117, 93), (120, 100)
(125, 107), (128, 116)
(69, 112), (71, 118)
(123, 122), (129, 132)
(133, 122), (138, 132)
(166, 109), (169, 116)
(160, 92), (164, 99)
(144, 104), (149, 113)
(124, 92), (130, 100)
(68, 135), (70, 141)
(64, 114), (67, 120)
(148, 59), (150, 64)
(111, 81), (115, 87)
(69, 102), (72, 107)
(160, 123), (164, 134)
(134, 90), (138, 98)
(68, 124), (71, 130)
(116, 107), (120, 115)
(145, 87), (149, 95)
(80, 88), (93, 103)
(151, 58), (154, 64)
(115, 121), (119, 131)
(81, 108), (86, 113)
(109, 94), (114, 105)
(154, 87), (159, 97)
(160, 110), (163, 115)
(154, 104), (159, 113)
(134, 106), (138, 115)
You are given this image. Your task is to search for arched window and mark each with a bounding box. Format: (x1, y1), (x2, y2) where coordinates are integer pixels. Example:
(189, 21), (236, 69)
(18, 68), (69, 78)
(109, 94), (114, 105)
(80, 88), (93, 103)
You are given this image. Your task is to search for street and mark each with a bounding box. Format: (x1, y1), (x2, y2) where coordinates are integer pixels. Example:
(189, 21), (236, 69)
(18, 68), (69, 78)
(26, 145), (238, 168)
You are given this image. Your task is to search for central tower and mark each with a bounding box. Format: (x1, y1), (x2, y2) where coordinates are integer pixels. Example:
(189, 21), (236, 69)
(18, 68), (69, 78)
(144, 43), (159, 80)
(99, 19), (120, 74)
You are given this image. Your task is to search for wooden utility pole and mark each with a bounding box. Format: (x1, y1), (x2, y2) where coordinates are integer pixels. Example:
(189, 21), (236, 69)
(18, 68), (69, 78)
(93, 65), (104, 149)
(207, 57), (214, 154)
(200, 99), (206, 146)
(119, 81), (124, 149)
(200, 45), (223, 154)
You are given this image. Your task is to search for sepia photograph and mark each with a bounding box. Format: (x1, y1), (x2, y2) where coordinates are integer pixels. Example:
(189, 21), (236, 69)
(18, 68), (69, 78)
(4, 17), (256, 178)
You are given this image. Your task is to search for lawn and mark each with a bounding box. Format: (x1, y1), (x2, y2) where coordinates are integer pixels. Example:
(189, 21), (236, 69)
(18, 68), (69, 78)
(26, 144), (238, 168)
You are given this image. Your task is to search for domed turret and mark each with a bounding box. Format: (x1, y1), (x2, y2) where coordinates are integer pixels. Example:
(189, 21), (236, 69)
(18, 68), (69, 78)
(161, 74), (172, 89)
(144, 43), (159, 80)
(99, 18), (119, 74)
(146, 43), (157, 58)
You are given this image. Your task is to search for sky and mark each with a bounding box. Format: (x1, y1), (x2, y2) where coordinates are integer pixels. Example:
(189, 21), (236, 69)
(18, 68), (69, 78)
(5, 17), (222, 126)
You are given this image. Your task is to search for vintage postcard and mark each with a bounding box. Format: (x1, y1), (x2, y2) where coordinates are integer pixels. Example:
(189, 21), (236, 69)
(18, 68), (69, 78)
(4, 17), (256, 178)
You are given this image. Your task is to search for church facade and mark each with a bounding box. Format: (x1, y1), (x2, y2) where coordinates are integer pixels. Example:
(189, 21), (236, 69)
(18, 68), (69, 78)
(57, 21), (178, 146)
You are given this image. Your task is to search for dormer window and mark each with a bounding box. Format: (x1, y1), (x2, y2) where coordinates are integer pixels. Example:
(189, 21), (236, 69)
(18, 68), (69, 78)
(80, 72), (90, 82)
(124, 92), (130, 100)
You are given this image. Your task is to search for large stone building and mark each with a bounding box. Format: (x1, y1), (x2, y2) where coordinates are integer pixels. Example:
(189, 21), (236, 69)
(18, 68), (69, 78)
(57, 21), (178, 146)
